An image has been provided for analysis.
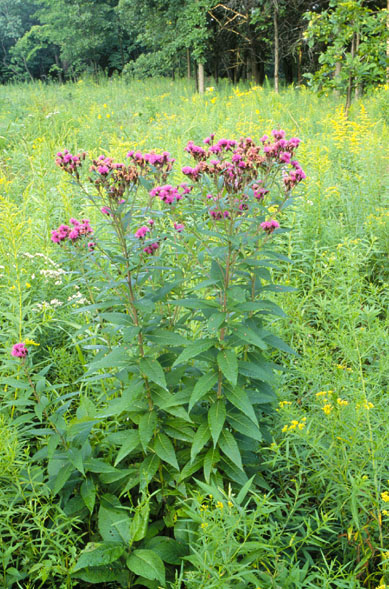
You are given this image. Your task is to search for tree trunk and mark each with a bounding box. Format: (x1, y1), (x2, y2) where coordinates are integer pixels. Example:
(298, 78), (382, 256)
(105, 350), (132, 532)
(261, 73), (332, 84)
(273, 0), (279, 93)
(334, 61), (342, 97)
(22, 56), (34, 82)
(187, 48), (191, 79)
(297, 45), (302, 86)
(354, 33), (361, 99)
(198, 62), (205, 94)
(345, 32), (356, 116)
(54, 52), (63, 84)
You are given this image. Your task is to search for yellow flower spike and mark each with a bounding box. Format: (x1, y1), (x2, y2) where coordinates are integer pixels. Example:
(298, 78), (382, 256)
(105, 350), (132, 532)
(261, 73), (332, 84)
(281, 425), (288, 433)
(381, 491), (389, 503)
(24, 339), (39, 347)
(216, 501), (224, 510)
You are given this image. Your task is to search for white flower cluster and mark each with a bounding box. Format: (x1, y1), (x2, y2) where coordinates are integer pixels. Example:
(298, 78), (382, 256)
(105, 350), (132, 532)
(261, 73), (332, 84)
(67, 292), (89, 306)
(35, 299), (63, 311)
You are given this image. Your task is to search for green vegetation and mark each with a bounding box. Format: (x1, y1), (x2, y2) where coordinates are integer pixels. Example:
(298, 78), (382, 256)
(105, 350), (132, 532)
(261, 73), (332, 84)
(0, 79), (388, 588)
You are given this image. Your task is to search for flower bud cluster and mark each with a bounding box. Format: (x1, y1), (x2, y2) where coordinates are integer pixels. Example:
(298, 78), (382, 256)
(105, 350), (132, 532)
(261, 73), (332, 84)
(51, 218), (93, 245)
(89, 155), (139, 200)
(127, 150), (175, 182)
(55, 149), (87, 179)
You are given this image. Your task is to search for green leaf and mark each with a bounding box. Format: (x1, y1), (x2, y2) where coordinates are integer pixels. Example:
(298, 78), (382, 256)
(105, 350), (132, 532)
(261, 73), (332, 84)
(98, 504), (131, 544)
(203, 447), (220, 483)
(189, 372), (218, 411)
(239, 361), (274, 383)
(225, 387), (258, 425)
(114, 430), (140, 466)
(209, 259), (225, 285)
(68, 447), (85, 475)
(50, 462), (73, 496)
(147, 329), (188, 346)
(140, 357), (167, 390)
(207, 311), (226, 331)
(153, 433), (179, 470)
(138, 411), (157, 451)
(173, 340), (215, 367)
(73, 564), (126, 583)
(190, 423), (211, 462)
(227, 411), (262, 442)
(238, 300), (286, 317)
(73, 542), (125, 572)
(208, 400), (226, 447)
(234, 325), (267, 350)
(80, 478), (96, 513)
(85, 347), (129, 374)
(130, 499), (150, 543)
(263, 334), (298, 355)
(217, 349), (238, 386)
(138, 455), (160, 490)
(236, 476), (255, 505)
(218, 430), (243, 471)
(126, 549), (165, 584)
(146, 537), (187, 565)
(169, 298), (218, 310)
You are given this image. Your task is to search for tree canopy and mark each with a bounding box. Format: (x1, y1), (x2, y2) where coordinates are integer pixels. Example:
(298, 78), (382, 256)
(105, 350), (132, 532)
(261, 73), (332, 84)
(0, 0), (387, 94)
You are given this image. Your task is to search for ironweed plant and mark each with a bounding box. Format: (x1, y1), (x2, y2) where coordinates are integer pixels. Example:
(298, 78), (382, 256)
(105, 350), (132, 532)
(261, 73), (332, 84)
(9, 131), (305, 586)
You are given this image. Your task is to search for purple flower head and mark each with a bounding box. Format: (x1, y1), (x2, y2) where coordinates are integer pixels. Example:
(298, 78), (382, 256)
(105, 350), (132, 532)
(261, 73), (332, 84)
(51, 230), (60, 243)
(135, 226), (150, 239)
(97, 165), (109, 175)
(101, 206), (111, 215)
(11, 343), (28, 358)
(260, 219), (280, 233)
(272, 129), (286, 141)
(88, 241), (95, 251)
(150, 184), (182, 204)
(279, 152), (291, 164)
(68, 228), (80, 240)
(143, 242), (159, 255)
(173, 222), (185, 233)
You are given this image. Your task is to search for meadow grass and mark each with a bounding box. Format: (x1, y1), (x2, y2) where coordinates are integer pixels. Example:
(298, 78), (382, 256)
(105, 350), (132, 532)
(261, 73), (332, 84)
(0, 77), (388, 587)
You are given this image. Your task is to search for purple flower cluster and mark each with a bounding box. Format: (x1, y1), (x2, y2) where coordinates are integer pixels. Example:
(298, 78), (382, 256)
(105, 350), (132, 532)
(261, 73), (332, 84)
(51, 218), (93, 244)
(55, 150), (86, 179)
(11, 343), (28, 358)
(127, 150), (175, 182)
(143, 242), (159, 255)
(149, 185), (184, 204)
(209, 209), (230, 220)
(260, 219), (280, 233)
(283, 161), (306, 191)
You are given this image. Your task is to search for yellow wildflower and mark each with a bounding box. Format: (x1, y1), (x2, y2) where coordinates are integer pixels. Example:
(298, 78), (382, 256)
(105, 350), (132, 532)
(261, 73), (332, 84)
(381, 491), (389, 503)
(24, 339), (39, 347)
(322, 403), (333, 415)
(216, 501), (224, 510)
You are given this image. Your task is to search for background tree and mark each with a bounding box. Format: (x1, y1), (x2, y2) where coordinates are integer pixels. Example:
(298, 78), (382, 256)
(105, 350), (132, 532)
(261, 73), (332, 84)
(304, 0), (389, 112)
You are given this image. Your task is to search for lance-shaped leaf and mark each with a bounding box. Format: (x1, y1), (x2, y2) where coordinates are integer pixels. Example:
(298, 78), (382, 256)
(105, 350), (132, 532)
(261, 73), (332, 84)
(208, 399), (226, 447)
(217, 349), (238, 386)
